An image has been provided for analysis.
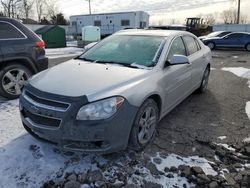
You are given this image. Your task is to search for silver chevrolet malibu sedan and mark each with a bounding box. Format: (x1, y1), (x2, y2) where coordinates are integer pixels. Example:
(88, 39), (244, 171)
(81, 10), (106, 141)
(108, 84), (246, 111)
(19, 30), (212, 153)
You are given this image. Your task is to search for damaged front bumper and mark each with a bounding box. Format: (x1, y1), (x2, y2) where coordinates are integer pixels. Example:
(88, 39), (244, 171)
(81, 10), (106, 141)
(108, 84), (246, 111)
(19, 84), (138, 153)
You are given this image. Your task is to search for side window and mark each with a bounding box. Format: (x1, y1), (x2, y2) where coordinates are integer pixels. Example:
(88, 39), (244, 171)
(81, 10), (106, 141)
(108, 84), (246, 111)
(0, 22), (25, 40)
(227, 33), (242, 39)
(183, 36), (199, 55)
(167, 37), (186, 60)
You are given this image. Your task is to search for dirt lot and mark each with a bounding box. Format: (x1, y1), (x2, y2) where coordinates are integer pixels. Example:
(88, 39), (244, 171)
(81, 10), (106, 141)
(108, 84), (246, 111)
(0, 50), (250, 188)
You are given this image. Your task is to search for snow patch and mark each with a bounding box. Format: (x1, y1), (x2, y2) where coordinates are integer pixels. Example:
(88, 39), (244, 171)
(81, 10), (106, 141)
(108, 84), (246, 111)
(216, 143), (236, 152)
(152, 153), (217, 176)
(221, 67), (250, 88)
(218, 136), (227, 140)
(246, 102), (250, 120)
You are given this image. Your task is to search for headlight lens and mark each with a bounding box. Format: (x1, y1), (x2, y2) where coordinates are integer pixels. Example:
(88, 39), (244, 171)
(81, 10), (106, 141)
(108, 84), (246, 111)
(76, 97), (124, 120)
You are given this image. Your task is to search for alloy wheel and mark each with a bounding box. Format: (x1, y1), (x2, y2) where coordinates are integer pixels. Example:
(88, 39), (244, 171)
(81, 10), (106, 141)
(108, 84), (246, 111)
(137, 106), (157, 145)
(2, 69), (29, 95)
(207, 42), (215, 50)
(201, 68), (210, 91)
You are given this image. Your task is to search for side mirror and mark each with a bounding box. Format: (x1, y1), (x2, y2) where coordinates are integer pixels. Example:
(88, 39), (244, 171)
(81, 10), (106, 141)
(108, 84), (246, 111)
(224, 36), (229, 39)
(169, 55), (189, 65)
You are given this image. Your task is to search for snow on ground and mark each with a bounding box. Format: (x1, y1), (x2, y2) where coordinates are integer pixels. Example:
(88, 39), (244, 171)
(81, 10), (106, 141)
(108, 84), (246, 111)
(0, 100), (218, 187)
(45, 47), (83, 59)
(222, 67), (250, 121)
(67, 40), (78, 47)
(221, 67), (250, 88)
(218, 136), (227, 140)
(246, 102), (250, 120)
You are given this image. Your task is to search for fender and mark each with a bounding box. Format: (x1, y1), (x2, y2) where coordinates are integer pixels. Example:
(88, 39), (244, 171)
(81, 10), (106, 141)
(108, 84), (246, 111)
(1, 56), (38, 73)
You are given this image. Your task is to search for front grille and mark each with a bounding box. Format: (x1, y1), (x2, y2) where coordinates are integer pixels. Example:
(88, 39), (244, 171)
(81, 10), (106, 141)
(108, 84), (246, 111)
(23, 90), (70, 112)
(22, 108), (61, 128)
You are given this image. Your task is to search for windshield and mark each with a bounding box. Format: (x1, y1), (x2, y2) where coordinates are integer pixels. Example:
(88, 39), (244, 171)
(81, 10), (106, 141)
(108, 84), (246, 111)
(207, 32), (221, 37)
(79, 35), (165, 67)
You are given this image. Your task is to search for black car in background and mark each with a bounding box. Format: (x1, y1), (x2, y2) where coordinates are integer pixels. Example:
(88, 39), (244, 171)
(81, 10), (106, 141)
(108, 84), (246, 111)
(0, 17), (48, 99)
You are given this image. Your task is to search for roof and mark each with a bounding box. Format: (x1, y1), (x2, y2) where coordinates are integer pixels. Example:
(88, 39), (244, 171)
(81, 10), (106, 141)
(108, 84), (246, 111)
(115, 29), (188, 37)
(70, 11), (149, 18)
(35, 25), (61, 34)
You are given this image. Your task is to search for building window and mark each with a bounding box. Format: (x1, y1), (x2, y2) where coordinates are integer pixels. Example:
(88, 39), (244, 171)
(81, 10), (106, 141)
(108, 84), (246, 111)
(121, 20), (130, 26)
(94, 20), (101, 26)
(72, 21), (77, 26)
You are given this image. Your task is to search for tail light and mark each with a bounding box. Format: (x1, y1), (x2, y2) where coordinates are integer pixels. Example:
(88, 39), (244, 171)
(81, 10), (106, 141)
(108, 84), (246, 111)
(36, 41), (45, 49)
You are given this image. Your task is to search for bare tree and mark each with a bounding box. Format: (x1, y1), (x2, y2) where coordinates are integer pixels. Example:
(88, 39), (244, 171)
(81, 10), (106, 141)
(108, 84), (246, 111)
(1, 0), (21, 18)
(221, 9), (237, 24)
(22, 0), (34, 19)
(204, 14), (216, 25)
(35, 0), (44, 22)
(45, 0), (58, 18)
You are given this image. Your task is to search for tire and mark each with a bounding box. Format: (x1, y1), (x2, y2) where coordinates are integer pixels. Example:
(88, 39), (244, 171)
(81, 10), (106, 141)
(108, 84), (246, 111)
(129, 99), (159, 151)
(206, 42), (215, 50)
(197, 66), (210, 93)
(245, 43), (250, 52)
(0, 64), (32, 99)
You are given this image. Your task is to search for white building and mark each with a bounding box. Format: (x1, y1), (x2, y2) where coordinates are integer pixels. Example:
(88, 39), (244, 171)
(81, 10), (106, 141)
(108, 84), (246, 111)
(69, 11), (149, 36)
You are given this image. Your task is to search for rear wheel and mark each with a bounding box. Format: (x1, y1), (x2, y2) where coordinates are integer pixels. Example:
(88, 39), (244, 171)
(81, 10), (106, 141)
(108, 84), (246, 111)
(246, 43), (250, 52)
(207, 42), (215, 50)
(197, 66), (210, 93)
(0, 64), (32, 99)
(129, 99), (159, 151)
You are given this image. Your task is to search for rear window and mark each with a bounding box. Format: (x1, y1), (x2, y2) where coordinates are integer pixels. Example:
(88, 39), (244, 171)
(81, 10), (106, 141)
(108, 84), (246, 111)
(183, 36), (199, 55)
(0, 22), (26, 40)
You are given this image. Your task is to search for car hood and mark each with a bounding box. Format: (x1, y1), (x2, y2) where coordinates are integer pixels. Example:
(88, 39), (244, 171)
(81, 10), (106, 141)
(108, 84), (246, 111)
(29, 59), (150, 97)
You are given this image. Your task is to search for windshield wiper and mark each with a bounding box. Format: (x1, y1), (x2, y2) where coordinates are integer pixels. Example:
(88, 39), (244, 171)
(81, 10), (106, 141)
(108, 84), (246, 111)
(78, 57), (95, 62)
(92, 60), (141, 69)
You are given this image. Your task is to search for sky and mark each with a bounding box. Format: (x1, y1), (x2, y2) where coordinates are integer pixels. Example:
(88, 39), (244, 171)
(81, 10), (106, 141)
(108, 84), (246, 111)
(57, 0), (250, 24)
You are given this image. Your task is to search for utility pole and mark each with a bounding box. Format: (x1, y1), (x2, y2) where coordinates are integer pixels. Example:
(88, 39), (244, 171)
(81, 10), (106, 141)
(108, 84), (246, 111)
(88, 0), (91, 15)
(237, 0), (240, 24)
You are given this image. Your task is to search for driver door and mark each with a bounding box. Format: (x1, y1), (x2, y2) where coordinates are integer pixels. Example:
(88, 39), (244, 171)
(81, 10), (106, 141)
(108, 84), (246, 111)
(161, 36), (192, 114)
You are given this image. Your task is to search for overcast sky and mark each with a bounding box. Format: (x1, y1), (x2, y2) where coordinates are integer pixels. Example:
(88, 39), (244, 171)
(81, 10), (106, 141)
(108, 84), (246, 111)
(58, 0), (250, 24)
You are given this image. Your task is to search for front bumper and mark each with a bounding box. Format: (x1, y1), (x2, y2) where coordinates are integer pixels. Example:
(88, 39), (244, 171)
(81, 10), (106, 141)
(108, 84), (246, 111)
(19, 84), (138, 153)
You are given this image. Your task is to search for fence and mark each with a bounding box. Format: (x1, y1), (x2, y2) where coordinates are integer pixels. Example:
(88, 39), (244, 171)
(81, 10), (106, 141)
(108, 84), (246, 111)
(213, 24), (250, 32)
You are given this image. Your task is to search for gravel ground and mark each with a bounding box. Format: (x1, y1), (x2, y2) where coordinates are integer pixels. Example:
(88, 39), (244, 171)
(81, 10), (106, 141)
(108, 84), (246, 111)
(0, 50), (250, 188)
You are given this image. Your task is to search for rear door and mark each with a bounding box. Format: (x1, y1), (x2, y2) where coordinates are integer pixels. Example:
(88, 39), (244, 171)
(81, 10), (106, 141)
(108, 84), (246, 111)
(0, 21), (28, 61)
(182, 35), (204, 87)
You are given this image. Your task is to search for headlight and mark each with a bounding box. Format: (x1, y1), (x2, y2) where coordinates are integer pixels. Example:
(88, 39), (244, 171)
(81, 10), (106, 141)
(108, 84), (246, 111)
(76, 97), (124, 120)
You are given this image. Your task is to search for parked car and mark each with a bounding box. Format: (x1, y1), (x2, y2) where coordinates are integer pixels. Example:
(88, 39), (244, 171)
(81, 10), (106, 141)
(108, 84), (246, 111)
(202, 32), (250, 51)
(0, 17), (48, 99)
(198, 31), (232, 41)
(19, 30), (211, 153)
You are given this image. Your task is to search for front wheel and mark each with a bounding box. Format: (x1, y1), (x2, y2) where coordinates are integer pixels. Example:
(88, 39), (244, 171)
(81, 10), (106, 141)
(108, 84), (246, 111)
(0, 64), (32, 99)
(129, 99), (159, 151)
(197, 66), (210, 93)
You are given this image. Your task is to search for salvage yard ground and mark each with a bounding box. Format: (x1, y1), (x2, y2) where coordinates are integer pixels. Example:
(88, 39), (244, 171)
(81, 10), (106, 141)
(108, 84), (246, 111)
(0, 50), (250, 188)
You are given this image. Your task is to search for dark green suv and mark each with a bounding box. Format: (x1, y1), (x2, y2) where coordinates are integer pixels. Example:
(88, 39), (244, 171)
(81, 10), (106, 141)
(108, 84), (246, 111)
(0, 17), (48, 99)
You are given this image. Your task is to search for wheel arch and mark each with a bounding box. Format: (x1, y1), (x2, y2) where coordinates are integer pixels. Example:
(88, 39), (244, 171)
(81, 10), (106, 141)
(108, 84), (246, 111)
(145, 94), (162, 115)
(0, 57), (37, 74)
